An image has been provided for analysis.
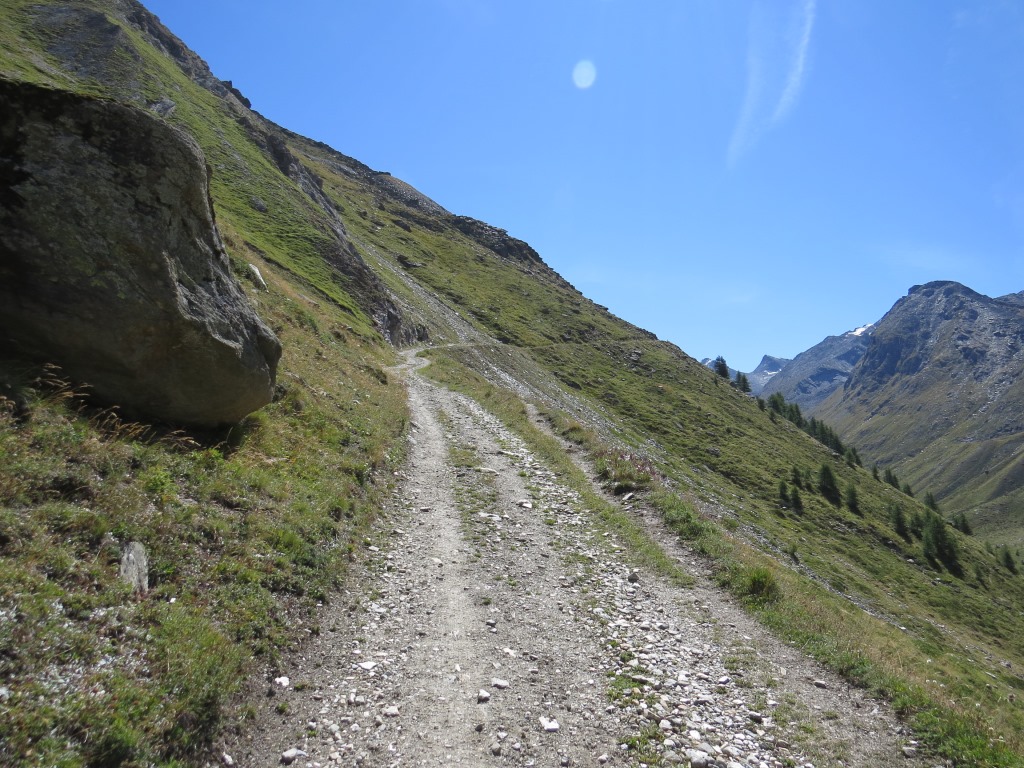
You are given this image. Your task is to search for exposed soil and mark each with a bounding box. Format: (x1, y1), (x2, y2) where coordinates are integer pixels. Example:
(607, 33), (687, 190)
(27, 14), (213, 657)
(222, 352), (930, 768)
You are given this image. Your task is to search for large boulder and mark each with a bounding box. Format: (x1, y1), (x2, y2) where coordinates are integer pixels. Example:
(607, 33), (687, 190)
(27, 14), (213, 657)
(0, 79), (281, 426)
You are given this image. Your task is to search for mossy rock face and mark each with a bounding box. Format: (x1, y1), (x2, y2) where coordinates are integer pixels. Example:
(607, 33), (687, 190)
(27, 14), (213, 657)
(0, 78), (281, 426)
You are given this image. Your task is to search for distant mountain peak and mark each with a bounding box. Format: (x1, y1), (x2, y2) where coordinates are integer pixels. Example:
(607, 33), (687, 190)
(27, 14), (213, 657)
(746, 355), (790, 394)
(998, 289), (1024, 306)
(909, 279), (968, 293)
(818, 281), (1024, 526)
(760, 327), (872, 411)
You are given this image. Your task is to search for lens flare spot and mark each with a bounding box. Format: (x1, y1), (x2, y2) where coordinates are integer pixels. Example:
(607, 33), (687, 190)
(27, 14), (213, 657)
(572, 59), (597, 89)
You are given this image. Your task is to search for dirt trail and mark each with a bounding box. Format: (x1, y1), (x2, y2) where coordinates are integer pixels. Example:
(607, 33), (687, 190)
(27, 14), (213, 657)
(223, 352), (927, 768)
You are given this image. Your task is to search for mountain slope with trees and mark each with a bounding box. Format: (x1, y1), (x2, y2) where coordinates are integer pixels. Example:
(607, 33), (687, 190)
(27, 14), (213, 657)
(816, 281), (1024, 546)
(2, 3), (1024, 766)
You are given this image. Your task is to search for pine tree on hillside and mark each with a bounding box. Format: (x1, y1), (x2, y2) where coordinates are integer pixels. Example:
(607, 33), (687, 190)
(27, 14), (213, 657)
(890, 503), (910, 541)
(952, 512), (972, 535)
(713, 356), (730, 379)
(818, 464), (841, 506)
(923, 511), (960, 574)
(1002, 546), (1018, 574)
(791, 486), (804, 513)
(845, 483), (860, 515)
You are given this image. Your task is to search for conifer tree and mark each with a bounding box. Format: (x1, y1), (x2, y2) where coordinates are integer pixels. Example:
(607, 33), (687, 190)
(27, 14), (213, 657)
(952, 512), (972, 535)
(923, 512), (959, 573)
(791, 486), (804, 513)
(1002, 547), (1018, 574)
(845, 483), (860, 515)
(890, 503), (910, 540)
(818, 463), (841, 505)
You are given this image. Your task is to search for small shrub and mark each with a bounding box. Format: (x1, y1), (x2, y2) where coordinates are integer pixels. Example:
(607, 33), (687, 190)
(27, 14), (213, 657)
(594, 450), (656, 495)
(733, 566), (782, 606)
(140, 466), (175, 505)
(972, 562), (988, 588)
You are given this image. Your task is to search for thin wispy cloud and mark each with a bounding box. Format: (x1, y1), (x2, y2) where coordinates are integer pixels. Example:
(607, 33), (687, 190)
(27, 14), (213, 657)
(728, 0), (816, 168)
(773, 0), (816, 123)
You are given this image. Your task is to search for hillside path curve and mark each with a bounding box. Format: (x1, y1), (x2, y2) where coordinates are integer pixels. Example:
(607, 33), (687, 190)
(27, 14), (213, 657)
(223, 350), (926, 768)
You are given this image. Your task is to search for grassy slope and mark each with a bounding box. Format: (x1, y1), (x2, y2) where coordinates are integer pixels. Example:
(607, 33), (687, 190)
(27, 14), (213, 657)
(1, 1), (1023, 766)
(821, 368), (1024, 549)
(0, 3), (408, 765)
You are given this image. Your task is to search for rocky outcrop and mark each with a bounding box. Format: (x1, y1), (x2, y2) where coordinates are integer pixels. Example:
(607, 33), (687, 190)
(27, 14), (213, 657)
(844, 282), (1022, 396)
(0, 79), (281, 426)
(450, 216), (544, 266)
(119, 541), (148, 594)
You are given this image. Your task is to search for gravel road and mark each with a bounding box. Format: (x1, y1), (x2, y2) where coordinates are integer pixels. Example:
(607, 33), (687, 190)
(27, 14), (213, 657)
(222, 352), (929, 768)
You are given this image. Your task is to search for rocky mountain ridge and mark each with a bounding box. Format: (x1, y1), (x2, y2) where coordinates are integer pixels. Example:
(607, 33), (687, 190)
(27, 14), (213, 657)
(750, 279), (1024, 540)
(816, 280), (1024, 539)
(758, 325), (873, 412)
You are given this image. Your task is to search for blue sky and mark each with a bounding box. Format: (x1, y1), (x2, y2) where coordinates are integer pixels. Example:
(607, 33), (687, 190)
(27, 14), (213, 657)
(143, 0), (1024, 371)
